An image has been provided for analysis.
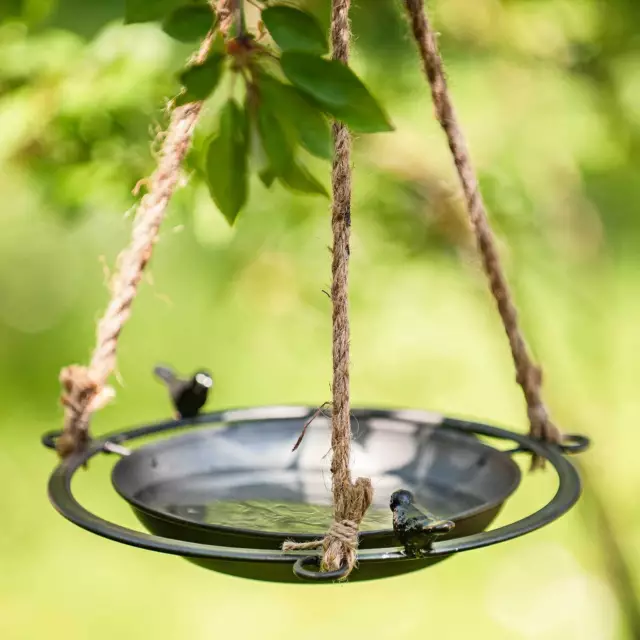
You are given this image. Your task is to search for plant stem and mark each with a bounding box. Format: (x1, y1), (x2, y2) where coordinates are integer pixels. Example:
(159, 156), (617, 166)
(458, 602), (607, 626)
(233, 0), (247, 38)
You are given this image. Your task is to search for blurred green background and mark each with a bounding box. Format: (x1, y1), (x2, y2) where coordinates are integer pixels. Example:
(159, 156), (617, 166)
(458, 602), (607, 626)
(1, 0), (638, 638)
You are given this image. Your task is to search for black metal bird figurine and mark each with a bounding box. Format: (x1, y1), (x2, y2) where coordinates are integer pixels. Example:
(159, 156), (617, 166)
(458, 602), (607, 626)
(390, 489), (455, 558)
(154, 365), (213, 419)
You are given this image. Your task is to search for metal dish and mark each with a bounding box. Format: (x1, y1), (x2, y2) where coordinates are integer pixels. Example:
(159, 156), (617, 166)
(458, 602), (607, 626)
(42, 406), (588, 583)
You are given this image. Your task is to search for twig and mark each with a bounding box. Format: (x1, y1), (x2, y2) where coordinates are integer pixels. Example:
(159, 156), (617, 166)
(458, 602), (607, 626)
(291, 402), (331, 452)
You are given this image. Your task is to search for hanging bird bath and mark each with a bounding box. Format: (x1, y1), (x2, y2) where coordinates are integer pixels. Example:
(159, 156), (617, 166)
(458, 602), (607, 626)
(42, 406), (588, 583)
(43, 0), (592, 584)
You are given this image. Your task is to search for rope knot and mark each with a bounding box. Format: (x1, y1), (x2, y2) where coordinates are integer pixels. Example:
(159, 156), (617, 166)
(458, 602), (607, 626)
(527, 402), (561, 470)
(281, 477), (373, 580)
(58, 365), (115, 459)
(527, 403), (561, 443)
(325, 519), (359, 548)
(60, 365), (99, 408)
(322, 477), (373, 576)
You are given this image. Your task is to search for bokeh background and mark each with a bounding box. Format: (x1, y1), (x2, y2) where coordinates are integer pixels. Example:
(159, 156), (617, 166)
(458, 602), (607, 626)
(1, 0), (639, 638)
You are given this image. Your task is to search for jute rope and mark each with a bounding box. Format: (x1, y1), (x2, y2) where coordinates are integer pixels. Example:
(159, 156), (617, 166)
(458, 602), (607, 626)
(403, 0), (561, 469)
(56, 3), (227, 459)
(215, 0), (235, 35)
(282, 0), (373, 577)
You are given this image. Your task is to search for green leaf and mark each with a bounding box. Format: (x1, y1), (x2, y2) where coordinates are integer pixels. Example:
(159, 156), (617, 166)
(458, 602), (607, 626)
(248, 117), (271, 176)
(258, 73), (332, 160)
(280, 52), (393, 134)
(46, 0), (125, 38)
(162, 5), (214, 42)
(261, 5), (328, 55)
(209, 30), (226, 55)
(125, 0), (183, 24)
(176, 53), (225, 105)
(259, 168), (276, 188)
(279, 160), (328, 197)
(205, 100), (248, 224)
(256, 106), (294, 175)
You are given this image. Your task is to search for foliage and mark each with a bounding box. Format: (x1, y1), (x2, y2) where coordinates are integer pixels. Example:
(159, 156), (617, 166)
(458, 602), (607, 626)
(205, 99), (248, 222)
(0, 0), (394, 224)
(68, 0), (393, 223)
(261, 5), (328, 55)
(162, 4), (216, 43)
(165, 2), (393, 223)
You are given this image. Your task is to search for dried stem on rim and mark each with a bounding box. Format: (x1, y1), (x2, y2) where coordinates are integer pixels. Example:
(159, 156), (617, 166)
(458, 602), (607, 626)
(403, 0), (561, 469)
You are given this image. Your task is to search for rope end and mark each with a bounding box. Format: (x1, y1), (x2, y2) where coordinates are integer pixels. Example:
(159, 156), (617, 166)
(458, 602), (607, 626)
(58, 365), (113, 461)
(528, 404), (562, 471)
(322, 477), (374, 579)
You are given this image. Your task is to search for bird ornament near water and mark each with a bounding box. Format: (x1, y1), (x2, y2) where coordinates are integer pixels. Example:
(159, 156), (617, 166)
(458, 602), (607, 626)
(390, 489), (455, 558)
(154, 365), (213, 419)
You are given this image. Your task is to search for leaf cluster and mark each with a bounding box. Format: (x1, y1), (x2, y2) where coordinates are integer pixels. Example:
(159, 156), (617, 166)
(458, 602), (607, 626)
(129, 1), (394, 223)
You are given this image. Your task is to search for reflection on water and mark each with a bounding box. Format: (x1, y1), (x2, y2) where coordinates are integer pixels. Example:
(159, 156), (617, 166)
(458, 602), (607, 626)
(166, 500), (394, 533)
(134, 470), (485, 534)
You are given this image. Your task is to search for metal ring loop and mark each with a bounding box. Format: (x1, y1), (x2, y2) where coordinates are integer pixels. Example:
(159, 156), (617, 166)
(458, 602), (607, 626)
(293, 555), (350, 582)
(559, 433), (591, 455)
(501, 433), (591, 458)
(41, 430), (62, 450)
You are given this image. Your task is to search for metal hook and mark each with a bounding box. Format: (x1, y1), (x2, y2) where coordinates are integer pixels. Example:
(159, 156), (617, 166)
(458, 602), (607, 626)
(505, 433), (591, 457)
(41, 430), (62, 450)
(41, 430), (131, 456)
(292, 555), (350, 581)
(558, 434), (590, 455)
